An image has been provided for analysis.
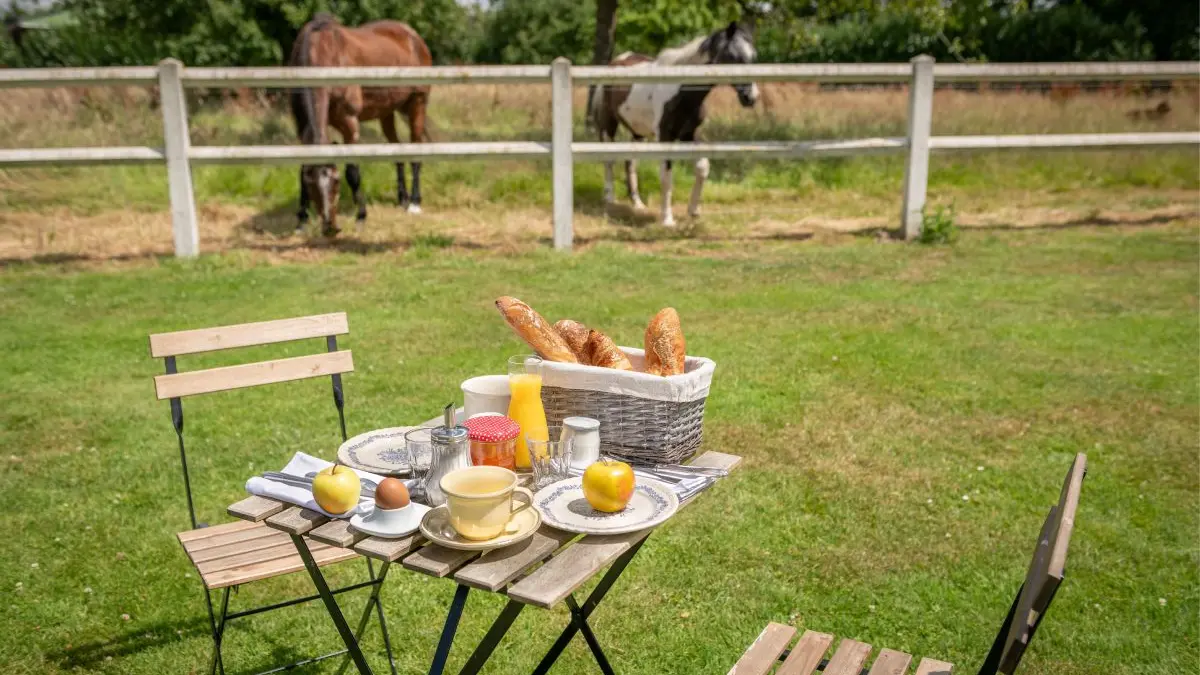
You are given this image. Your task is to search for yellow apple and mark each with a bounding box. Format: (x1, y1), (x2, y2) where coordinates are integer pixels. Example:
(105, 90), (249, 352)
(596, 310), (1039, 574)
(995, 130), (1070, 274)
(312, 464), (361, 514)
(582, 459), (635, 513)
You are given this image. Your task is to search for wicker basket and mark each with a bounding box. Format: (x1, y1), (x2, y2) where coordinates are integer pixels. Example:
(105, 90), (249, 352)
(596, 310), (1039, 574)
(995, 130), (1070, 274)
(540, 347), (715, 464)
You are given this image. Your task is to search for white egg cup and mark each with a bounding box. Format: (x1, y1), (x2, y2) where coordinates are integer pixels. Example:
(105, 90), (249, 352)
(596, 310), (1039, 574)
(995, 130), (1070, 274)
(350, 501), (429, 538)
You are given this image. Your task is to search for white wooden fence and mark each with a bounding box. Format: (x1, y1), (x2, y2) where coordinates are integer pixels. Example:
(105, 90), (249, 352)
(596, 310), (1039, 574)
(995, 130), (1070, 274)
(1, 57), (1197, 256)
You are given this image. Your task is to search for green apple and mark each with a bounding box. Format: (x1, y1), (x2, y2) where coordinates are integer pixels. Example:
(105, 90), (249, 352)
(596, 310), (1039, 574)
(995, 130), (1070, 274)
(312, 464), (361, 514)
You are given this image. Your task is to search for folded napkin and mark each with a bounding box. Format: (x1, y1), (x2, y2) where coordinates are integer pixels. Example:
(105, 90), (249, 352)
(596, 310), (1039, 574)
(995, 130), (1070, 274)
(245, 452), (387, 519)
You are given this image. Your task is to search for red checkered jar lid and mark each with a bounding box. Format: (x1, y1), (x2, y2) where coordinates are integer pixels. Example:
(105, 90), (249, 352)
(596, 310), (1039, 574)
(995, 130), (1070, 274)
(464, 415), (520, 443)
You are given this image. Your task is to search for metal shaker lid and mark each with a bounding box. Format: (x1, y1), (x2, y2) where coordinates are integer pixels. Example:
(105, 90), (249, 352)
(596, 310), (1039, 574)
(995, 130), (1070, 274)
(432, 402), (469, 445)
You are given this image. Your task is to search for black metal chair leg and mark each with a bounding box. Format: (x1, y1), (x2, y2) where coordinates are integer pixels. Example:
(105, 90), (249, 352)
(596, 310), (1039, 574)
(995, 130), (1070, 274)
(532, 537), (648, 675)
(458, 598), (526, 675)
(567, 595), (614, 675)
(429, 584), (471, 675)
(335, 560), (393, 675)
(292, 534), (374, 674)
(209, 587), (231, 675)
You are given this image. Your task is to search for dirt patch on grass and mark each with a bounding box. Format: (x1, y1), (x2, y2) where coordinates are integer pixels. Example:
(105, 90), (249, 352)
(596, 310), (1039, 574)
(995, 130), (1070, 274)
(0, 194), (1196, 268)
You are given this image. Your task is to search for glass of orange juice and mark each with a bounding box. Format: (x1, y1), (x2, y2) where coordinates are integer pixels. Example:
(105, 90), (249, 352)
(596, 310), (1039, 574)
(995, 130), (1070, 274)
(507, 355), (549, 471)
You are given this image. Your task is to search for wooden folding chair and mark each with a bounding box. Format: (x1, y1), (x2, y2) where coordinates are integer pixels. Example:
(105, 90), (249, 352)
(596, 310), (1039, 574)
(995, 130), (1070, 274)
(729, 453), (1087, 675)
(149, 312), (396, 675)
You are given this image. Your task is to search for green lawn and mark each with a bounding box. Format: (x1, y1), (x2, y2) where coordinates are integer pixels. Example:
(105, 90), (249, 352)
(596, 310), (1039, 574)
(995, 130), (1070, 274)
(1, 224), (1197, 674)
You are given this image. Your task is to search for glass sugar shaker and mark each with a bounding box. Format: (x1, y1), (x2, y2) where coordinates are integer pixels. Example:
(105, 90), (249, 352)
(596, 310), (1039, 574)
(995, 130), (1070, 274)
(563, 416), (601, 471)
(425, 403), (471, 507)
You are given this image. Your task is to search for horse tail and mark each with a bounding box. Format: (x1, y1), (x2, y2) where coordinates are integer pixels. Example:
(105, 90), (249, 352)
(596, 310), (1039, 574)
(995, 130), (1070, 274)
(585, 84), (603, 133)
(288, 15), (337, 146)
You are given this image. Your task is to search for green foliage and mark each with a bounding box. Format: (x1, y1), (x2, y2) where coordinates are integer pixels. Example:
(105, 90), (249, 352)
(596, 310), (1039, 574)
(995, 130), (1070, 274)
(2, 0), (475, 67)
(918, 204), (959, 245)
(1, 0), (1195, 68)
(476, 0), (596, 64)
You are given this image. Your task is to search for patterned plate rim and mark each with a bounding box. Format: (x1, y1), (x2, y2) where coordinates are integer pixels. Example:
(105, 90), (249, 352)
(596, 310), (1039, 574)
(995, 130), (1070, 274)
(532, 476), (679, 535)
(337, 426), (416, 475)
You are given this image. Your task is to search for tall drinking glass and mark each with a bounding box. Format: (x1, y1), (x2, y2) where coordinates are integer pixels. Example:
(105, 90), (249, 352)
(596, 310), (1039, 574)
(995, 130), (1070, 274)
(528, 426), (572, 489)
(507, 354), (548, 471)
(404, 427), (433, 502)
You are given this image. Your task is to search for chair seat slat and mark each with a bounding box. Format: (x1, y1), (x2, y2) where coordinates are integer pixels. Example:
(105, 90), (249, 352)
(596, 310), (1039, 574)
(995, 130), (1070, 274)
(867, 648), (913, 675)
(149, 312), (349, 357)
(727, 623), (796, 675)
(824, 639), (873, 675)
(776, 630), (834, 675)
(914, 658), (954, 675)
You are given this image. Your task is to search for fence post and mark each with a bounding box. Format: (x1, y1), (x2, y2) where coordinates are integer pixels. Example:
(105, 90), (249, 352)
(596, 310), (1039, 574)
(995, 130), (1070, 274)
(551, 57), (574, 251)
(157, 58), (199, 258)
(900, 54), (934, 241)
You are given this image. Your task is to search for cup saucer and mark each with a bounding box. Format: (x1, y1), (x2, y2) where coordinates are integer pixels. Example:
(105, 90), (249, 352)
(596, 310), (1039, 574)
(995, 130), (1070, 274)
(350, 503), (430, 539)
(418, 505), (541, 551)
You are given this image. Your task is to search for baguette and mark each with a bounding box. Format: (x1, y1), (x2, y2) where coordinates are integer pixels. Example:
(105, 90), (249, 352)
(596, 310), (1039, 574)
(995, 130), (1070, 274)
(495, 297), (578, 363)
(553, 319), (591, 363)
(583, 330), (633, 371)
(643, 308), (686, 376)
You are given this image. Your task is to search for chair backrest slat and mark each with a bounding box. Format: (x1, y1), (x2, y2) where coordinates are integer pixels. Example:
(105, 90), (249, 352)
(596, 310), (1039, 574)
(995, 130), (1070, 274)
(149, 312), (348, 358)
(995, 452), (1087, 673)
(154, 351), (354, 400)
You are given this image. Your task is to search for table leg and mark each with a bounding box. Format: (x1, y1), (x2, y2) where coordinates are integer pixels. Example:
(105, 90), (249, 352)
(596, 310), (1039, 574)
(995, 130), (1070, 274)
(457, 598), (526, 675)
(567, 595), (614, 675)
(429, 583), (470, 675)
(335, 560), (393, 675)
(291, 534), (374, 675)
(530, 537), (648, 675)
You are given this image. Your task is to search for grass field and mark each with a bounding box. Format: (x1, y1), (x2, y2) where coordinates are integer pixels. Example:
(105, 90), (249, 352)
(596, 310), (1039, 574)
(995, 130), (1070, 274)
(1, 221), (1197, 674)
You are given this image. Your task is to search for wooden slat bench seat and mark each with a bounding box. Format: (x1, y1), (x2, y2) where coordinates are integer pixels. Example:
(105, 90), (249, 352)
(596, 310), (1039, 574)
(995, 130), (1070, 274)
(177, 520), (359, 590)
(730, 627), (951, 675)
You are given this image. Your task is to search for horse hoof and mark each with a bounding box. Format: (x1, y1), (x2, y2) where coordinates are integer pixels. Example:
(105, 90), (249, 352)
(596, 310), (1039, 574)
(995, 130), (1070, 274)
(356, 212), (367, 223)
(632, 200), (647, 211)
(661, 216), (677, 228)
(407, 204), (422, 215)
(322, 226), (341, 238)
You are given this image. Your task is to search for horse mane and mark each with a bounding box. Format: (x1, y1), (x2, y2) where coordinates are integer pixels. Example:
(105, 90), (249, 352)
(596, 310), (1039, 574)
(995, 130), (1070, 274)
(655, 36), (707, 65)
(289, 14), (340, 145)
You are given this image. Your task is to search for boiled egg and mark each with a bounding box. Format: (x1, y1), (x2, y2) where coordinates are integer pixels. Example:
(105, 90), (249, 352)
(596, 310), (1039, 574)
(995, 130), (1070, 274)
(374, 477), (410, 510)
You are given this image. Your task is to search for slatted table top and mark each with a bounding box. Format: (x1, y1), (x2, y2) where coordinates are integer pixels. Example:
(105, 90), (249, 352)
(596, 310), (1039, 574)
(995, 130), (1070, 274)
(226, 450), (742, 608)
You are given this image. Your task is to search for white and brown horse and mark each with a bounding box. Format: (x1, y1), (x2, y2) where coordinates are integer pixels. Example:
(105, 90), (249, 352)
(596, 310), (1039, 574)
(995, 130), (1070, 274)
(589, 22), (759, 226)
(289, 14), (432, 236)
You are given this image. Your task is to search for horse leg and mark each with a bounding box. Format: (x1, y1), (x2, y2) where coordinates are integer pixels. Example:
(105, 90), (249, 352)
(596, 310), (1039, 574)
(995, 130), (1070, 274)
(626, 133), (646, 209)
(333, 115), (366, 223)
(404, 94), (428, 215)
(688, 157), (709, 218)
(296, 168), (310, 232)
(381, 113), (409, 208)
(660, 160), (675, 226)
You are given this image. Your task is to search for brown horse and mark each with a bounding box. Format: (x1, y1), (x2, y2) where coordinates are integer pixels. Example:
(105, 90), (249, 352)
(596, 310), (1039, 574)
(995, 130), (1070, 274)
(289, 13), (432, 236)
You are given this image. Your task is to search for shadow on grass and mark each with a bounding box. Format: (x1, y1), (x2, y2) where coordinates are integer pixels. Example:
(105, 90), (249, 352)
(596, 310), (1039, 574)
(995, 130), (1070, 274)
(48, 614), (378, 673)
(50, 616), (210, 669)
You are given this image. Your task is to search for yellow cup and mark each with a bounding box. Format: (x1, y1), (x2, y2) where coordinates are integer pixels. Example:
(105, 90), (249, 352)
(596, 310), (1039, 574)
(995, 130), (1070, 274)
(439, 466), (533, 541)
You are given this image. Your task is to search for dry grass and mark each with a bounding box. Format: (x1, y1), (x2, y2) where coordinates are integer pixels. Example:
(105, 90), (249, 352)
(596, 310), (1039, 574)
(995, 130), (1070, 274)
(1, 189), (1195, 267)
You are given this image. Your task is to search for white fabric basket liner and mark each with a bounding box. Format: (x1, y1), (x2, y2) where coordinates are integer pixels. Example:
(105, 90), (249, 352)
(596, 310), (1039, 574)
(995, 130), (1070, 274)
(540, 347), (715, 403)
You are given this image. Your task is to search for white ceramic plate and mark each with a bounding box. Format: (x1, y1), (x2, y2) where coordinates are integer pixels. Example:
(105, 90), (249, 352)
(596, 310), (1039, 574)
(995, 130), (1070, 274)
(533, 477), (679, 535)
(338, 427), (418, 476)
(418, 505), (541, 552)
(350, 502), (430, 538)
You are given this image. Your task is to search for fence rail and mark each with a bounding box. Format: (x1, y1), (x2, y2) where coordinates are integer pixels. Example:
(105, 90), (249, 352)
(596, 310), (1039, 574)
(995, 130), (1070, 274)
(0, 58), (1197, 255)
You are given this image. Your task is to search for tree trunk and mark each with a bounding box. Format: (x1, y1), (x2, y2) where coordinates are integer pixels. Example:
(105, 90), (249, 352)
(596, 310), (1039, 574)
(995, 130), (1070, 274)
(592, 0), (618, 65)
(586, 0), (618, 131)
